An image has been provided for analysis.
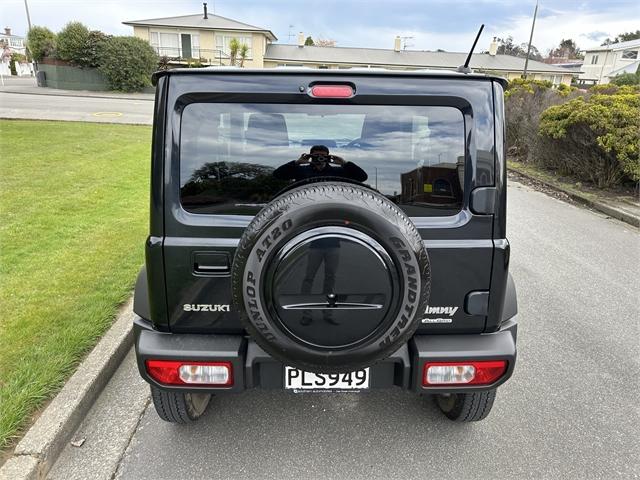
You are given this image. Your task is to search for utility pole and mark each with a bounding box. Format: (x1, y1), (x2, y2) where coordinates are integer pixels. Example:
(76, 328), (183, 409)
(523, 0), (538, 78)
(24, 0), (33, 31)
(287, 25), (295, 44)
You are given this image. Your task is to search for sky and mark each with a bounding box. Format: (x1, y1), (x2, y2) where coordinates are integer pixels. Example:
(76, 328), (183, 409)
(1, 0), (639, 55)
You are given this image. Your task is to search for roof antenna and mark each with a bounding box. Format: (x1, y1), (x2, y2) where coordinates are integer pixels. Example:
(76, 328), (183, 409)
(457, 24), (484, 73)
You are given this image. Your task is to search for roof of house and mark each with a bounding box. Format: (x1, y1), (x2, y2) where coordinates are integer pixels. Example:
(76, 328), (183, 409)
(264, 44), (572, 74)
(584, 38), (640, 53)
(607, 59), (640, 77)
(122, 13), (277, 41)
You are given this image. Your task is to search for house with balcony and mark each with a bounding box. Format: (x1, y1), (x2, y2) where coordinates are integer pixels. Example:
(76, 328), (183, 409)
(0, 27), (26, 55)
(578, 38), (640, 85)
(123, 4), (276, 66)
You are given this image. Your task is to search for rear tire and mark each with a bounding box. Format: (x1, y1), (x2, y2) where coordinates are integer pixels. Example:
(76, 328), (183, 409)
(434, 390), (497, 422)
(150, 386), (211, 423)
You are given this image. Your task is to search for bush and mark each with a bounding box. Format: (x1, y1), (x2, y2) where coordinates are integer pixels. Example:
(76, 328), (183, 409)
(26, 26), (56, 61)
(504, 78), (577, 159)
(538, 86), (640, 187)
(610, 72), (640, 86)
(56, 21), (90, 64)
(98, 36), (158, 92)
(76, 30), (110, 68)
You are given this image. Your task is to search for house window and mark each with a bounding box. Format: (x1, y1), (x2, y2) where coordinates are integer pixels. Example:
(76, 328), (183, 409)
(621, 50), (638, 60)
(590, 55), (599, 64)
(552, 75), (561, 86)
(215, 35), (252, 58)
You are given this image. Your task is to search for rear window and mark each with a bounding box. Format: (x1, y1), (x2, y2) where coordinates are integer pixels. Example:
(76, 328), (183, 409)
(179, 103), (465, 216)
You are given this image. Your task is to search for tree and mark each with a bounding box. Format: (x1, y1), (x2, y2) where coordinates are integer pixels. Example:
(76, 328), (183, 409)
(239, 44), (249, 67)
(601, 30), (640, 45)
(548, 39), (582, 60)
(495, 36), (542, 60)
(229, 37), (240, 66)
(304, 36), (315, 46)
(26, 26), (56, 61)
(315, 38), (337, 47)
(56, 21), (90, 64)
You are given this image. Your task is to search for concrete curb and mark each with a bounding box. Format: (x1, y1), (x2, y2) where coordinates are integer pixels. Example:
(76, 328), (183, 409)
(0, 88), (154, 102)
(0, 300), (135, 480)
(508, 166), (639, 228)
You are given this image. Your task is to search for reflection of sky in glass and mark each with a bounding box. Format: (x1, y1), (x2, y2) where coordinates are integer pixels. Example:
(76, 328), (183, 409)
(180, 103), (464, 196)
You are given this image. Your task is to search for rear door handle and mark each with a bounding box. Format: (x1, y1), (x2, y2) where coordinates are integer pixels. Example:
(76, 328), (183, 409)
(193, 252), (230, 275)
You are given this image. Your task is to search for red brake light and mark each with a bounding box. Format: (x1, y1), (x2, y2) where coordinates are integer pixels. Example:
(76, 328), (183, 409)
(146, 360), (233, 386)
(423, 360), (507, 386)
(310, 85), (354, 98)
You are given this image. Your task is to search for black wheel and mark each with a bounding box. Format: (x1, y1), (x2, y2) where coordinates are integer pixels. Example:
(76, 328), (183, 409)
(231, 181), (431, 374)
(434, 389), (497, 422)
(150, 386), (211, 423)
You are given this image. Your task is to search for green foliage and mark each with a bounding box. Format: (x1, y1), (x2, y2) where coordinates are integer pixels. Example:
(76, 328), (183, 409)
(97, 36), (158, 92)
(229, 37), (240, 66)
(26, 26), (56, 61)
(9, 53), (27, 75)
(539, 87), (640, 186)
(76, 30), (110, 68)
(305, 36), (315, 46)
(505, 78), (553, 97)
(56, 21), (90, 63)
(239, 44), (249, 67)
(610, 72), (640, 86)
(601, 30), (640, 46)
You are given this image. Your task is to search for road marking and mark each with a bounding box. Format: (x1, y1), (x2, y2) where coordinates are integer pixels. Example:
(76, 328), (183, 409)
(92, 111), (123, 117)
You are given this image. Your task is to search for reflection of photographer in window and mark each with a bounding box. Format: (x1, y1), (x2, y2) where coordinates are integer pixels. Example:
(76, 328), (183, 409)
(273, 145), (368, 182)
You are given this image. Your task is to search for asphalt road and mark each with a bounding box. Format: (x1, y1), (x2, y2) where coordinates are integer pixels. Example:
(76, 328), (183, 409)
(48, 180), (640, 480)
(0, 91), (153, 124)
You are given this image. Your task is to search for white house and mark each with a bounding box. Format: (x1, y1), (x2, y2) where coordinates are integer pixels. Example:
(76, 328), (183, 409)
(0, 27), (26, 55)
(579, 38), (640, 85)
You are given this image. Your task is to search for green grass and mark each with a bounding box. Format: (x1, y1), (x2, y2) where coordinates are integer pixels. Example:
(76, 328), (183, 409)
(0, 120), (150, 450)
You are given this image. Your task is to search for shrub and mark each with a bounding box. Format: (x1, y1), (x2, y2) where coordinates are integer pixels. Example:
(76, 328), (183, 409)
(56, 21), (90, 64)
(610, 72), (640, 86)
(538, 87), (640, 187)
(76, 30), (110, 68)
(26, 26), (56, 61)
(504, 78), (576, 159)
(97, 36), (158, 92)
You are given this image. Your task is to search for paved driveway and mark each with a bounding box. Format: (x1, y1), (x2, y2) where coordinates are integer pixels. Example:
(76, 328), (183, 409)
(48, 180), (640, 480)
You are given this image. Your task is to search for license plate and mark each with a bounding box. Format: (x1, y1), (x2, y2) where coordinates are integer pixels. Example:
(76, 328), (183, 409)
(284, 367), (370, 392)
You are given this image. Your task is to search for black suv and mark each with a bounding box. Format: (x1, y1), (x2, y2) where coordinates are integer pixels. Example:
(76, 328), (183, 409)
(133, 68), (518, 423)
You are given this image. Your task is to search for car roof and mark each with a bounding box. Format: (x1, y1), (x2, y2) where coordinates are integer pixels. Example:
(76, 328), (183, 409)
(152, 66), (508, 87)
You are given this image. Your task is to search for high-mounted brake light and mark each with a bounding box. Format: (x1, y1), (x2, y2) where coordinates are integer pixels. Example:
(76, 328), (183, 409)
(310, 85), (354, 98)
(423, 360), (507, 386)
(146, 360), (233, 386)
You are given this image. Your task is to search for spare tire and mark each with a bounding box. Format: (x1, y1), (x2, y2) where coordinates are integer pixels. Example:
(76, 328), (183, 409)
(231, 182), (430, 373)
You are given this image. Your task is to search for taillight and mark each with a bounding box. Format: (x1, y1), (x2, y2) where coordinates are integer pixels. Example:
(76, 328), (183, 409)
(423, 361), (507, 386)
(146, 360), (233, 386)
(310, 84), (354, 98)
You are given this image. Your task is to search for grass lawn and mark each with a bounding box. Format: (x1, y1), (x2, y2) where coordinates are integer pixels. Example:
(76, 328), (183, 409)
(0, 120), (150, 451)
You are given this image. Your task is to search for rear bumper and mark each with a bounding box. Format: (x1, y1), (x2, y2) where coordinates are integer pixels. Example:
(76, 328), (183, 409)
(134, 317), (517, 394)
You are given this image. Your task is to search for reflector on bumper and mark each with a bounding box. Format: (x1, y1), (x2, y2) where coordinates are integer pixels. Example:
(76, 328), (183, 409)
(423, 361), (507, 386)
(146, 360), (233, 386)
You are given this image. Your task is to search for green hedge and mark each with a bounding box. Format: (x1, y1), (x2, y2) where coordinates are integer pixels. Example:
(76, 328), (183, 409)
(97, 36), (158, 92)
(25, 26), (56, 61)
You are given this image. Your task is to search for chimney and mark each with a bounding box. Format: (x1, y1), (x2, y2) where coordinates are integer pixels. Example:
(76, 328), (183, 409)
(394, 36), (401, 52)
(489, 37), (498, 56)
(203, 3), (208, 19)
(297, 32), (305, 47)
(4, 27), (11, 36)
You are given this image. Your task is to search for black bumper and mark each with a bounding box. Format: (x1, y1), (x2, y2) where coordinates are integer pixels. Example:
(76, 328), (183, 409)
(134, 317), (517, 394)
